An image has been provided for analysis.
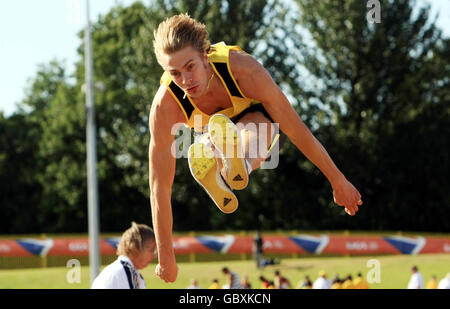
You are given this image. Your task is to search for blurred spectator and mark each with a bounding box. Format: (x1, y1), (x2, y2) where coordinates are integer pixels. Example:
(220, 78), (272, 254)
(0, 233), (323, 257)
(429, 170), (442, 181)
(426, 275), (438, 289)
(303, 278), (313, 289)
(341, 275), (355, 289)
(91, 222), (155, 289)
(274, 270), (292, 289)
(222, 267), (242, 289)
(259, 276), (274, 289)
(438, 273), (450, 289)
(187, 279), (201, 289)
(407, 265), (424, 289)
(259, 276), (270, 289)
(208, 278), (221, 289)
(313, 270), (331, 289)
(331, 276), (342, 289)
(353, 272), (370, 289)
(296, 275), (312, 289)
(241, 275), (252, 289)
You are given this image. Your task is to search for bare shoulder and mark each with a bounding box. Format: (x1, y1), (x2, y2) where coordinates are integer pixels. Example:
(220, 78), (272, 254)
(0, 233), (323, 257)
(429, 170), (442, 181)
(150, 84), (186, 143)
(228, 49), (263, 79)
(229, 49), (276, 101)
(150, 84), (185, 127)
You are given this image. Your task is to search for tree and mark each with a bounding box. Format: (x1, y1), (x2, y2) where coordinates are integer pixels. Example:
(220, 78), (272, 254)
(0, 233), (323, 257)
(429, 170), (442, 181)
(293, 0), (450, 231)
(0, 112), (41, 233)
(8, 61), (88, 233)
(36, 82), (88, 232)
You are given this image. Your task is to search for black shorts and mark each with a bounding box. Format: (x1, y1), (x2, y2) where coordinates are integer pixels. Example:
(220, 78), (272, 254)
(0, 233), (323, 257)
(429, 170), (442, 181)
(231, 103), (275, 123)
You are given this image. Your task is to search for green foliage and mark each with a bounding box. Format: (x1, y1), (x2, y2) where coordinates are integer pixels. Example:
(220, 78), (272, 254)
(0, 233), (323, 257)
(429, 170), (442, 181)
(1, 0), (448, 233)
(0, 113), (42, 233)
(36, 82), (87, 232)
(294, 0), (450, 230)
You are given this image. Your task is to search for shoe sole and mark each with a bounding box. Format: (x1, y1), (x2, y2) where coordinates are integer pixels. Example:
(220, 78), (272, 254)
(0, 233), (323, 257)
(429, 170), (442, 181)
(209, 114), (249, 190)
(188, 143), (238, 214)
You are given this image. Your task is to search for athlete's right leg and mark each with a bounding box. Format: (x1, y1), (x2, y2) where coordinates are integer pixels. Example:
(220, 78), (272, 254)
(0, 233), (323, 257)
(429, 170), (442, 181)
(208, 111), (280, 189)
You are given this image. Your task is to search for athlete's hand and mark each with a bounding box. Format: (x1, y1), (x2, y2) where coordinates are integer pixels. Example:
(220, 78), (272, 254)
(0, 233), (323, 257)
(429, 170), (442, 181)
(155, 259), (178, 283)
(332, 177), (363, 216)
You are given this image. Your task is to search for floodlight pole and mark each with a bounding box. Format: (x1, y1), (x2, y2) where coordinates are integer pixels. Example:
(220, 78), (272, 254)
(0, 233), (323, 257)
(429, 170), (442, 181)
(85, 0), (100, 284)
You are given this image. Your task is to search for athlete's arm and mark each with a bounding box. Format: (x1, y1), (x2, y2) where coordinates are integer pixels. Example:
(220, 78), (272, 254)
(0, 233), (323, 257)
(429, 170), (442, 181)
(231, 51), (362, 216)
(149, 85), (185, 282)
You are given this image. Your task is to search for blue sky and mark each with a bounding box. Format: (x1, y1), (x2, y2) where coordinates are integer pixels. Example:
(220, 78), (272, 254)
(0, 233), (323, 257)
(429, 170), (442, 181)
(0, 0), (137, 116)
(0, 0), (449, 116)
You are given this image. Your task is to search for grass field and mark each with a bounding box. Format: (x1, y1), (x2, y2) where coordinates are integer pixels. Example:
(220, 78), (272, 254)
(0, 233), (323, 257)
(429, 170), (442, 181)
(0, 253), (448, 289)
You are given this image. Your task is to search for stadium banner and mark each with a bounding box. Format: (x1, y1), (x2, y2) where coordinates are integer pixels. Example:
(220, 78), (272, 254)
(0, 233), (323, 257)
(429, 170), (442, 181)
(0, 235), (448, 257)
(46, 238), (116, 257)
(0, 240), (35, 257)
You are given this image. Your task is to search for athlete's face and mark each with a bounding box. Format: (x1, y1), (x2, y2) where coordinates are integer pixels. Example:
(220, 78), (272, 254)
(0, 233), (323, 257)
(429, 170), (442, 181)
(160, 46), (210, 98)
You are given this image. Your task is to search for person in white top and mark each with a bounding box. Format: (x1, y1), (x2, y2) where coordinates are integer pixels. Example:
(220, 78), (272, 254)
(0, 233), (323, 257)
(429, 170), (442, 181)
(92, 222), (156, 289)
(437, 273), (450, 289)
(407, 265), (424, 289)
(313, 270), (331, 289)
(187, 279), (201, 289)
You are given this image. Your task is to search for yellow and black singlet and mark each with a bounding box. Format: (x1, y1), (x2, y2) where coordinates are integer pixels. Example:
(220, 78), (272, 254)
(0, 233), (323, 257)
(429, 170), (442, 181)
(160, 42), (263, 133)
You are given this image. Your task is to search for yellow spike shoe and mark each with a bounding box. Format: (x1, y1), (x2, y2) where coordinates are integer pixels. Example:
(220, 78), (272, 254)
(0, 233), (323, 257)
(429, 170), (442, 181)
(208, 114), (249, 190)
(188, 142), (238, 214)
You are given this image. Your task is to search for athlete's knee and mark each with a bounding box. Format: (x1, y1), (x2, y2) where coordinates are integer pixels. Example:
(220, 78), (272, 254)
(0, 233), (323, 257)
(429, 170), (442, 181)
(236, 111), (269, 126)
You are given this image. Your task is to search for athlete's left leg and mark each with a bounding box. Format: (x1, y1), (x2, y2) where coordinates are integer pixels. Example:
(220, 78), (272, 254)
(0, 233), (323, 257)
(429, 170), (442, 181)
(235, 111), (277, 172)
(208, 111), (278, 187)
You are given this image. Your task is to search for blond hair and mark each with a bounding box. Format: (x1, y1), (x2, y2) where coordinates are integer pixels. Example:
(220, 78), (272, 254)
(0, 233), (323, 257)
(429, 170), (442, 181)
(116, 222), (155, 256)
(153, 13), (211, 65)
